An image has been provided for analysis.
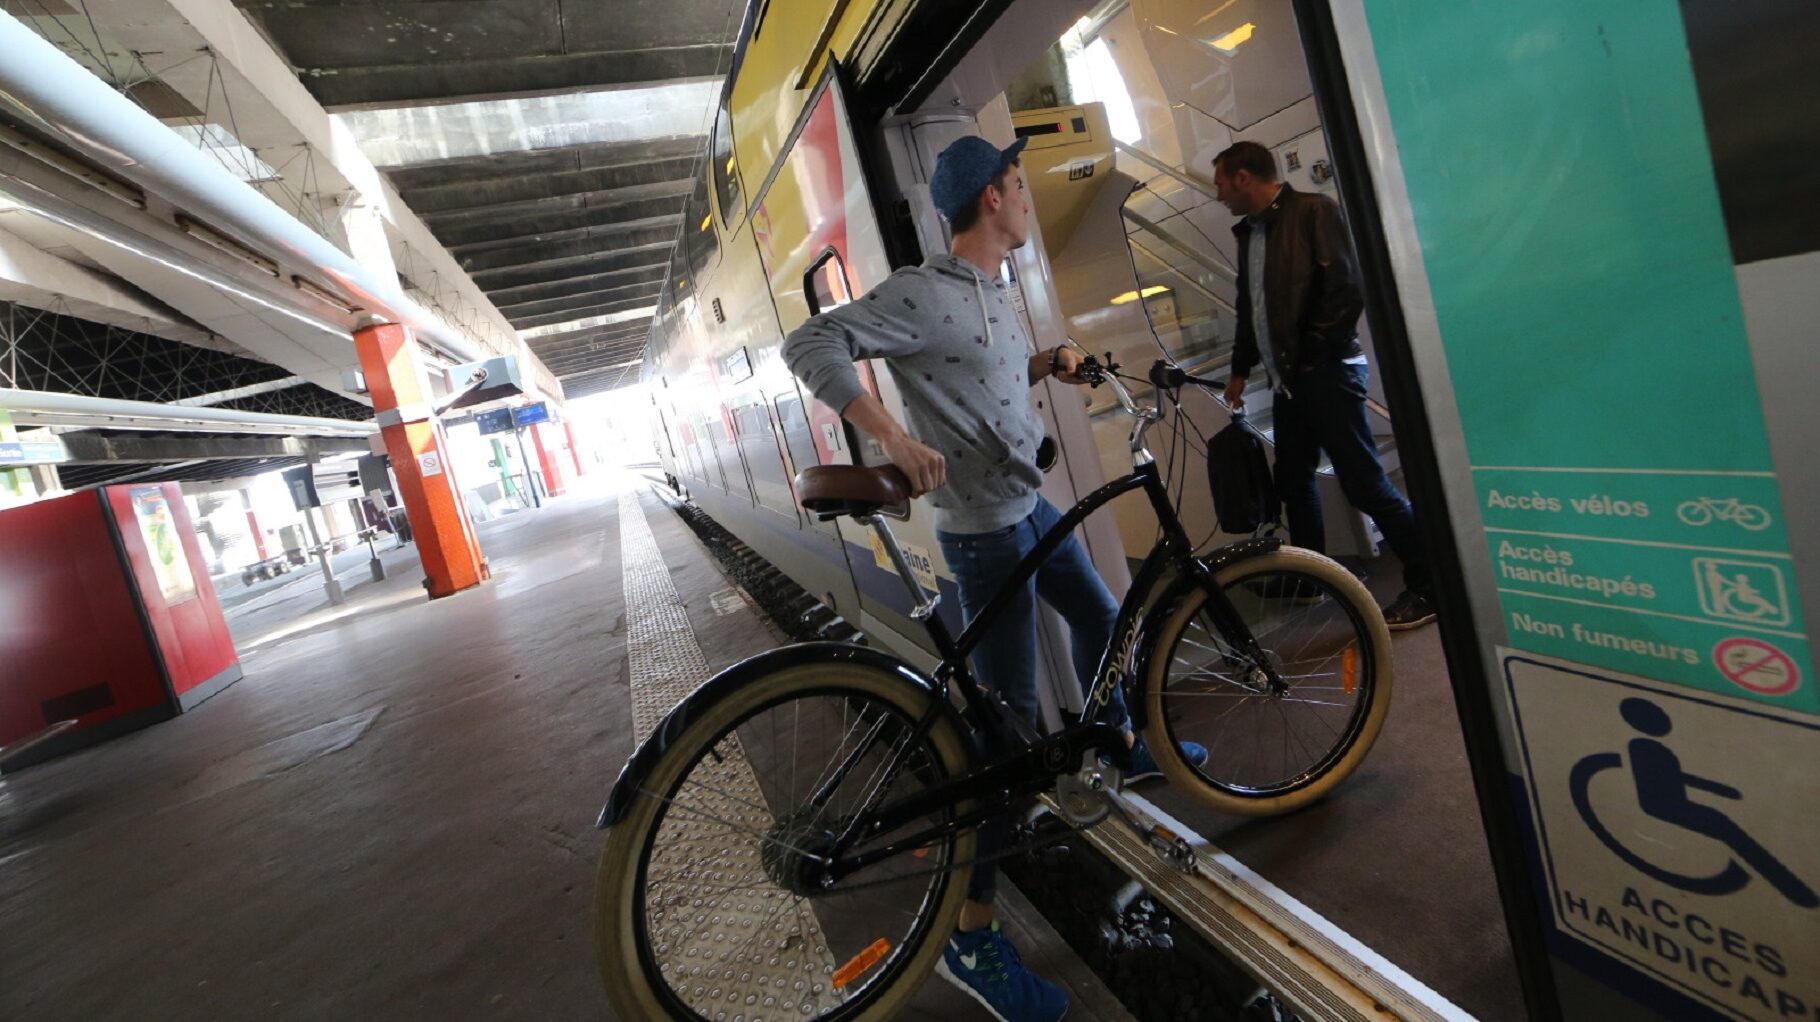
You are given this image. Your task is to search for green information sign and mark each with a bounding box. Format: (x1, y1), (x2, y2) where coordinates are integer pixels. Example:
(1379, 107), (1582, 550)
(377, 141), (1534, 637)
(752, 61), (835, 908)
(1362, 0), (1813, 714)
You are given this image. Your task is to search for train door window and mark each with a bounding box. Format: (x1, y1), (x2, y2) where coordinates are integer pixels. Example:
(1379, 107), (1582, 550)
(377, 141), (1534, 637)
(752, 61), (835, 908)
(714, 408), (751, 500)
(804, 247), (853, 316)
(712, 99), (745, 230)
(774, 393), (823, 475)
(735, 401), (795, 516)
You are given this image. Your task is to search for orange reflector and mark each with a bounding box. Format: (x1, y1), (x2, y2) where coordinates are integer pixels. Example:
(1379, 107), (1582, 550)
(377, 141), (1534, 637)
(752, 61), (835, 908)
(1342, 645), (1358, 694)
(832, 938), (892, 990)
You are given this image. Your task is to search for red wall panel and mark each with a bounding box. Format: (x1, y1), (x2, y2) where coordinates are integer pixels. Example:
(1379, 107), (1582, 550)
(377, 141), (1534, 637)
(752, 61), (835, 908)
(0, 491), (171, 747)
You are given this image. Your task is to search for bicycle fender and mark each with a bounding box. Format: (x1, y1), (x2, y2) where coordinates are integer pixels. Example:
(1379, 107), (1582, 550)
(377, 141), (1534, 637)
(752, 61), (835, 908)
(1121, 538), (1284, 731)
(596, 641), (964, 829)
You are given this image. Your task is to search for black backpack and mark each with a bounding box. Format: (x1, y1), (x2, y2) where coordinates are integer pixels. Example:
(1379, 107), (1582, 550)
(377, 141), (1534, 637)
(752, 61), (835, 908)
(1206, 415), (1280, 534)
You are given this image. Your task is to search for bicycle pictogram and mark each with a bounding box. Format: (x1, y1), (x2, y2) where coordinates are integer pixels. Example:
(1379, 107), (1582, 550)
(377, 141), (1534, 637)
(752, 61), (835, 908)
(1570, 697), (1817, 906)
(1677, 497), (1771, 531)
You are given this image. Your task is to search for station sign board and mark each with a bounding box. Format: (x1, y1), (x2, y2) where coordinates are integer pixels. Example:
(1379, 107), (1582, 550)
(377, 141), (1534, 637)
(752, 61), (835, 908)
(474, 408), (515, 435)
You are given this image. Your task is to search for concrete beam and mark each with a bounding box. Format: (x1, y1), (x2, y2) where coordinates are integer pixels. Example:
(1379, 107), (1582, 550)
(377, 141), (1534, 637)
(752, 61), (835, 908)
(385, 137), (702, 186)
(169, 376), (307, 407)
(400, 157), (696, 215)
(420, 195), (686, 243)
(291, 47), (733, 110)
(511, 296), (659, 331)
(0, 221), (225, 351)
(485, 266), (668, 308)
(59, 431), (370, 464)
(447, 217), (679, 259)
(471, 249), (673, 294)
(461, 237), (674, 276)
(523, 318), (653, 349)
(530, 334), (648, 362)
(497, 282), (662, 322)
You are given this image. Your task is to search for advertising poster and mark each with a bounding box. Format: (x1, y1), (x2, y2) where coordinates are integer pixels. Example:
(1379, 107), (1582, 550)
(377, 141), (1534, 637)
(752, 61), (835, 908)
(130, 486), (196, 603)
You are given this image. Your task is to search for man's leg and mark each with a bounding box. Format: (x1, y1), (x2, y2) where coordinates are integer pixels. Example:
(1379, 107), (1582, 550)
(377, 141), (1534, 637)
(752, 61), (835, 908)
(1027, 497), (1126, 724)
(1296, 363), (1430, 595)
(1027, 497), (1207, 780)
(936, 520), (1041, 916)
(1271, 388), (1326, 552)
(933, 518), (1070, 1022)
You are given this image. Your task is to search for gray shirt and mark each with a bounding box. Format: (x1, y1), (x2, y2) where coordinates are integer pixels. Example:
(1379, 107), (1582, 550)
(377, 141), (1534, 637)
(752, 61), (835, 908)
(781, 253), (1043, 535)
(1245, 219), (1279, 388)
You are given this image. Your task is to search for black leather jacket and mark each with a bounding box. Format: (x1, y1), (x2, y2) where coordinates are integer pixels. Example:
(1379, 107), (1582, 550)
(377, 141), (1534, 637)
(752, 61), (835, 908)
(1230, 184), (1365, 383)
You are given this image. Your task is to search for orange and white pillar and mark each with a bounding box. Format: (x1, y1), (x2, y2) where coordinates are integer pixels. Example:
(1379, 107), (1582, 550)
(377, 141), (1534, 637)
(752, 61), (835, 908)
(352, 322), (487, 598)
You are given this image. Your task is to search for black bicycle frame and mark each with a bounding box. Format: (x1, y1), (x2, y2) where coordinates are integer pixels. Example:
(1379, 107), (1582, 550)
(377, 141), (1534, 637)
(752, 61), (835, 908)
(817, 457), (1281, 882)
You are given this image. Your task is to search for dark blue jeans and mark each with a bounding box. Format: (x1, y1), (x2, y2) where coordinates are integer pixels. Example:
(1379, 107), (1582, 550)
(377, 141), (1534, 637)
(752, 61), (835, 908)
(937, 496), (1126, 904)
(1273, 362), (1431, 595)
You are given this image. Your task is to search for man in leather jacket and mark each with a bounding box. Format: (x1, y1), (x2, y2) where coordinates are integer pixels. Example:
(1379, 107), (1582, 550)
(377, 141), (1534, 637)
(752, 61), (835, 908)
(1214, 140), (1435, 628)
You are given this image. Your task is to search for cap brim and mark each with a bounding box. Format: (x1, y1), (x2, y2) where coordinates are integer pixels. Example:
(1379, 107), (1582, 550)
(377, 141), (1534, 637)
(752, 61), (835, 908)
(1000, 136), (1029, 167)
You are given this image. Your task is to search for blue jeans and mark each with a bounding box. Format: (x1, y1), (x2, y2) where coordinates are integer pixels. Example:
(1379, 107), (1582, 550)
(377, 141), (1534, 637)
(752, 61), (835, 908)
(1273, 362), (1431, 596)
(937, 496), (1126, 903)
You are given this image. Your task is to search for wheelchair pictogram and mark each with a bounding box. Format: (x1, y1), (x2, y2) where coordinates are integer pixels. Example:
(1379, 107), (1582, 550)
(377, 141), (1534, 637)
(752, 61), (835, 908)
(1570, 698), (1817, 907)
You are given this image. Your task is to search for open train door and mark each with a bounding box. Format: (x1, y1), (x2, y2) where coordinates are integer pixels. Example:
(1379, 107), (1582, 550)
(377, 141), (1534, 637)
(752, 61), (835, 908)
(750, 68), (966, 660)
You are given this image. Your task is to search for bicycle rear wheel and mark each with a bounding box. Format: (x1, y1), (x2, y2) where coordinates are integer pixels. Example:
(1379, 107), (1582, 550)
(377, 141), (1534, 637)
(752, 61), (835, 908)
(595, 660), (977, 1021)
(1140, 547), (1394, 815)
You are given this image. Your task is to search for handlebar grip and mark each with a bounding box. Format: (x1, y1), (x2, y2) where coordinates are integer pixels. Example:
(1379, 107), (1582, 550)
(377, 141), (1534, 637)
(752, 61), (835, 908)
(1148, 359), (1186, 390)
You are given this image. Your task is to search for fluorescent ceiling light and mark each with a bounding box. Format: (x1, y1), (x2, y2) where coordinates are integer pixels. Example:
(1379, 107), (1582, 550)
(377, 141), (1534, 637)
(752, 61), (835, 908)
(336, 80), (720, 167)
(1110, 286), (1171, 305)
(1210, 23), (1255, 53)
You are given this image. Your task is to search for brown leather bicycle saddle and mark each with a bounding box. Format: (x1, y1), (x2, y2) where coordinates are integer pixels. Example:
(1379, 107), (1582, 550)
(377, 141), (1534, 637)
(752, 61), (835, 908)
(794, 465), (911, 518)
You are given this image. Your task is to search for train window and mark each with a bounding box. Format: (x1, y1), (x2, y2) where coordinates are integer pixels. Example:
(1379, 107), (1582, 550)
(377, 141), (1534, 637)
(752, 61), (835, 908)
(804, 248), (853, 316)
(686, 177), (719, 281)
(712, 101), (744, 230)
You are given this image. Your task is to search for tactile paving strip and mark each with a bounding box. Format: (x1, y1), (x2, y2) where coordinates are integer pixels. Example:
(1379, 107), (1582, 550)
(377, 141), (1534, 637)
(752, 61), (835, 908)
(618, 492), (842, 1018)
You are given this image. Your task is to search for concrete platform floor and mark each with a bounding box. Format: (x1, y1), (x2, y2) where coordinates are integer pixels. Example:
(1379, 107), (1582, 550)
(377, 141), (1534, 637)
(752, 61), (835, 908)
(0, 472), (1128, 1021)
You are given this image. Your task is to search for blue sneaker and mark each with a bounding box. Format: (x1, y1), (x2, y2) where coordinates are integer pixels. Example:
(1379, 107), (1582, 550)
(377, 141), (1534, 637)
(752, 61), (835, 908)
(1126, 737), (1209, 783)
(934, 921), (1068, 1022)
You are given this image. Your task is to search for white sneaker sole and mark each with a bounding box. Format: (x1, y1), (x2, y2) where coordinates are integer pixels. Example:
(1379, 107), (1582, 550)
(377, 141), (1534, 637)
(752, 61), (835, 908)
(933, 957), (1069, 1022)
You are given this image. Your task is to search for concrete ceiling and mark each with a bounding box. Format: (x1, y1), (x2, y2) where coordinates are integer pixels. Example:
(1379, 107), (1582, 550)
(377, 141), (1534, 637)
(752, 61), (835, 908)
(233, 0), (746, 395)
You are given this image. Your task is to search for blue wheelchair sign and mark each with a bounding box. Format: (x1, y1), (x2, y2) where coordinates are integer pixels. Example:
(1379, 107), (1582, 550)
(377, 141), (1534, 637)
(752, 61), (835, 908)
(1570, 697), (1816, 907)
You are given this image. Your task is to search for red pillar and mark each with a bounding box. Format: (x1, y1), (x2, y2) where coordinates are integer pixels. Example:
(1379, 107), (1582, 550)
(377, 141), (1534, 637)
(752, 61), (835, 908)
(352, 323), (487, 597)
(532, 422), (566, 498)
(242, 489), (268, 560)
(564, 420), (586, 476)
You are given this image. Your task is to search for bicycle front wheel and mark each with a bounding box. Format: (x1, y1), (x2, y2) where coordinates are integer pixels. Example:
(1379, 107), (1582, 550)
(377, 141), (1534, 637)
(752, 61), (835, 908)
(595, 659), (978, 1021)
(1141, 547), (1394, 816)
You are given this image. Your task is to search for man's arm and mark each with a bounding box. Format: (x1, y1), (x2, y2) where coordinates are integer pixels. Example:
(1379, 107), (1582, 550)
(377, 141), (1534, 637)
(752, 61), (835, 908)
(1301, 199), (1365, 357)
(781, 274), (944, 495)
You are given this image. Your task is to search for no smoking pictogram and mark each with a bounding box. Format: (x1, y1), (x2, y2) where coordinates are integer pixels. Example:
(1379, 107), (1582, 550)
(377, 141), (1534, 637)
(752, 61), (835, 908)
(1713, 637), (1800, 696)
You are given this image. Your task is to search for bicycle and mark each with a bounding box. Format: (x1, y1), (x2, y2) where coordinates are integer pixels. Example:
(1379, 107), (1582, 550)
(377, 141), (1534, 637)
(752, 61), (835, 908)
(593, 356), (1395, 1020)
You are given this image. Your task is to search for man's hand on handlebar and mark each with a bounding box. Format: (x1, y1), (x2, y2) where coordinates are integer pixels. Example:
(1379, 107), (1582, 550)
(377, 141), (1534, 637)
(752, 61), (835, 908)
(1223, 374), (1247, 410)
(1050, 346), (1089, 385)
(882, 432), (946, 497)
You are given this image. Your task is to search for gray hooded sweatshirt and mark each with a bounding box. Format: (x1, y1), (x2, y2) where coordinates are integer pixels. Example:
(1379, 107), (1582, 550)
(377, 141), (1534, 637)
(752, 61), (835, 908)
(782, 253), (1044, 535)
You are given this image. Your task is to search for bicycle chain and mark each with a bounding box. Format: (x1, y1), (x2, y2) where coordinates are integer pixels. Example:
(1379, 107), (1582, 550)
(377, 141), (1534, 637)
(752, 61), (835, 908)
(800, 806), (1105, 897)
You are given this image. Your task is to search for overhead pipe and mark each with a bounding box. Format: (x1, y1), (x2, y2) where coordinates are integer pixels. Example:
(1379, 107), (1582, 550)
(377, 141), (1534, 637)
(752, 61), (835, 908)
(0, 12), (484, 364)
(0, 387), (378, 437)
